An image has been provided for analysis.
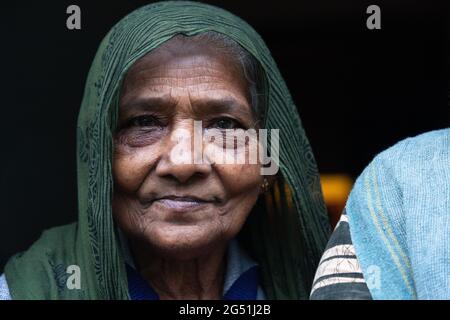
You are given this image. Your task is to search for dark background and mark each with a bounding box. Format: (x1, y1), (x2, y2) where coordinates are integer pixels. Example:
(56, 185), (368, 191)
(0, 0), (449, 271)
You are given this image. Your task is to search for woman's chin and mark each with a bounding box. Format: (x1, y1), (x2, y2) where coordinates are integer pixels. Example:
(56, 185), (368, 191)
(145, 224), (226, 260)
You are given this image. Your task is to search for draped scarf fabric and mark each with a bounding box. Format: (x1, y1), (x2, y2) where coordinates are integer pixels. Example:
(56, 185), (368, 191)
(4, 1), (330, 299)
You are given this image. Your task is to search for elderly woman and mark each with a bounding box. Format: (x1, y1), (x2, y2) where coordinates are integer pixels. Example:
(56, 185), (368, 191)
(0, 1), (330, 300)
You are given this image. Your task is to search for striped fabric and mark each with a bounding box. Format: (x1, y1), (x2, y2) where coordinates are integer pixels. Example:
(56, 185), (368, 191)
(310, 210), (372, 299)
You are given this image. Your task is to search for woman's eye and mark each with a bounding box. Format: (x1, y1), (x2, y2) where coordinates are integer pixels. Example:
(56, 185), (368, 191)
(129, 115), (160, 128)
(210, 118), (242, 130)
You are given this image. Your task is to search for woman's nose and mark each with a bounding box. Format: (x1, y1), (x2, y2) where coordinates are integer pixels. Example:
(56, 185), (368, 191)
(155, 121), (212, 183)
(156, 160), (212, 183)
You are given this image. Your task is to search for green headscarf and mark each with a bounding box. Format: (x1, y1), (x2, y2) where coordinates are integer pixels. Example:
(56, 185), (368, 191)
(4, 1), (330, 299)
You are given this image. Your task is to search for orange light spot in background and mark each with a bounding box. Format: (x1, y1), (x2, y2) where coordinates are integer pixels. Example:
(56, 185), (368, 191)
(320, 174), (353, 228)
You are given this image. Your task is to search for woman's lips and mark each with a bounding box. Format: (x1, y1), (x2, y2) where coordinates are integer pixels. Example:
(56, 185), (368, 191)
(152, 197), (212, 211)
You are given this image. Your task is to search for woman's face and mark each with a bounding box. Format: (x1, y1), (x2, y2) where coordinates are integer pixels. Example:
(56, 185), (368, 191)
(113, 36), (263, 260)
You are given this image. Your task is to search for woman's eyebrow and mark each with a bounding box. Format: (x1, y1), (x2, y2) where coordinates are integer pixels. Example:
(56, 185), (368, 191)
(192, 97), (252, 119)
(120, 94), (177, 113)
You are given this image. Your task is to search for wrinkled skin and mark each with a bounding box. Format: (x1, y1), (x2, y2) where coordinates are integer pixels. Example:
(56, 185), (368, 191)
(112, 35), (264, 299)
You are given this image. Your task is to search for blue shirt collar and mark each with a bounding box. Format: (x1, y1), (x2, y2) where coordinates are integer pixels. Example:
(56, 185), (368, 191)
(118, 229), (263, 300)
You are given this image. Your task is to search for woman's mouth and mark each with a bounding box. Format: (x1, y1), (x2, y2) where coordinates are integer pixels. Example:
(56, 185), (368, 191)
(152, 196), (214, 211)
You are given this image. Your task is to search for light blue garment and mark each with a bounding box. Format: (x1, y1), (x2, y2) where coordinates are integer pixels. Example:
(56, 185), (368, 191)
(0, 274), (11, 300)
(0, 237), (265, 300)
(346, 128), (450, 299)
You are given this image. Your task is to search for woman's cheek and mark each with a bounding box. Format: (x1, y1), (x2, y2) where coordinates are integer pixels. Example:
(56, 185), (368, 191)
(215, 163), (262, 235)
(113, 145), (161, 192)
(216, 163), (262, 194)
(113, 128), (166, 191)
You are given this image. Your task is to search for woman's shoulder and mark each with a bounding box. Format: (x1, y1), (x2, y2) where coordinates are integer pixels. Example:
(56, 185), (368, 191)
(0, 274), (11, 300)
(2, 223), (78, 300)
(7, 223), (79, 266)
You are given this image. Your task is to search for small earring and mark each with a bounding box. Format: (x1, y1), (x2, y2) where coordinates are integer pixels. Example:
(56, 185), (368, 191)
(261, 178), (270, 193)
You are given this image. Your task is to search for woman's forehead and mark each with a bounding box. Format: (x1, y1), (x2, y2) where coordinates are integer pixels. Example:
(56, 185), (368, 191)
(121, 36), (251, 109)
(127, 35), (243, 76)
